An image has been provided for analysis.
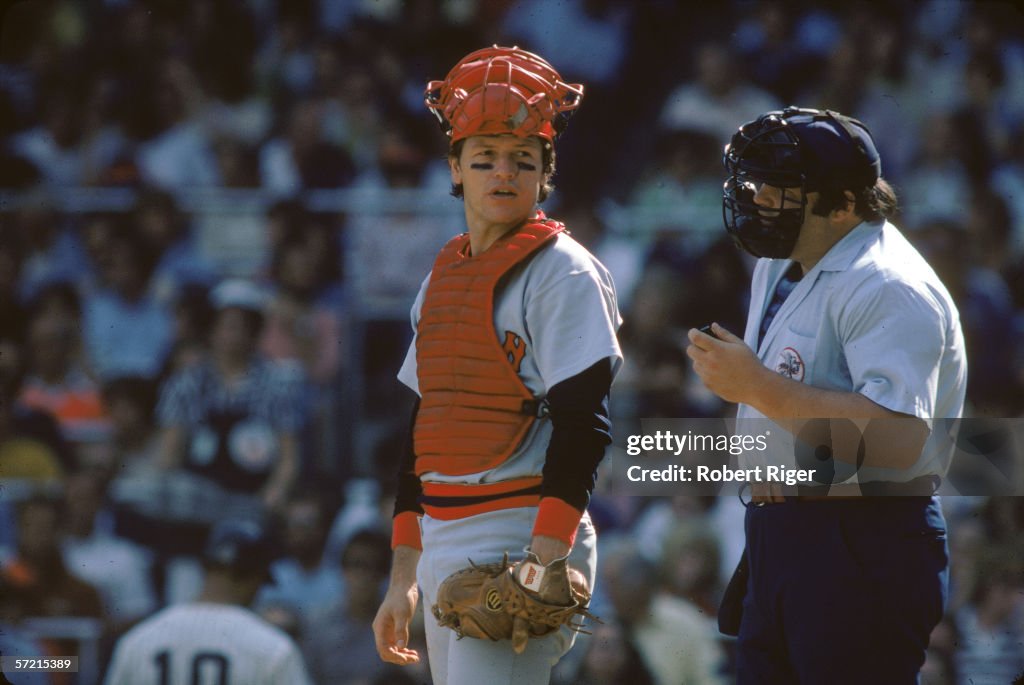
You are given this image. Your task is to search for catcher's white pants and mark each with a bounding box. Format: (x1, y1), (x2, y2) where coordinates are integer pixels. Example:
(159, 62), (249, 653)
(418, 506), (598, 685)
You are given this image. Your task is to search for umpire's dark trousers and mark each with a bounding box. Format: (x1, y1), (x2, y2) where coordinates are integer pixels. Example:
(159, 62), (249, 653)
(736, 496), (948, 684)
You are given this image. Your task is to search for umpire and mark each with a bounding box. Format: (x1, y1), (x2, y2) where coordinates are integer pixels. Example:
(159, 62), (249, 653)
(687, 107), (967, 683)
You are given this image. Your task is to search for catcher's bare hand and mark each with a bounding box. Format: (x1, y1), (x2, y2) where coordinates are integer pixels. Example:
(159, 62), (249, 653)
(373, 583), (421, 666)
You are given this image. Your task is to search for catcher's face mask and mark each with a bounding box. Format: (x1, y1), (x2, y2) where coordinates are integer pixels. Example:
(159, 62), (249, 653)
(722, 107), (881, 259)
(424, 45), (583, 143)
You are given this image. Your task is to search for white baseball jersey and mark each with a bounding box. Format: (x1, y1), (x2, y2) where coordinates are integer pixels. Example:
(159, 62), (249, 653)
(398, 231), (623, 485)
(103, 603), (312, 685)
(737, 219), (967, 482)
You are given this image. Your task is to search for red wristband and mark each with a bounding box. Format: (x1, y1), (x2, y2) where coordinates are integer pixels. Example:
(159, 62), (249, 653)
(391, 511), (422, 550)
(531, 497), (583, 547)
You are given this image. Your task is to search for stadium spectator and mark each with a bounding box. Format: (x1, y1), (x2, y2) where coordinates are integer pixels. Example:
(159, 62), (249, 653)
(566, 620), (656, 685)
(132, 188), (219, 305)
(953, 540), (1024, 685)
(78, 76), (133, 187)
(259, 99), (356, 196)
(211, 135), (262, 188)
(101, 376), (161, 476)
(256, 491), (344, 617)
(0, 341), (70, 482)
(657, 523), (724, 620)
(7, 81), (89, 187)
(850, 10), (922, 186)
(912, 219), (1017, 416)
(254, 598), (304, 644)
(28, 282), (85, 337)
(732, 3), (807, 100)
(19, 312), (109, 445)
(13, 200), (90, 306)
(898, 112), (974, 229)
(0, 597), (54, 685)
(81, 227), (173, 381)
(155, 279), (306, 513)
(60, 469), (157, 631)
(259, 232), (342, 385)
(255, 227), (336, 474)
(625, 130), (726, 254)
(316, 56), (393, 175)
(630, 496), (743, 588)
(0, 235), (27, 341)
(659, 41), (779, 143)
(165, 283), (215, 375)
(612, 264), (692, 423)
(0, 494), (104, 623)
(600, 543), (724, 685)
(131, 57), (219, 191)
(255, 10), (318, 101)
(991, 129), (1024, 261)
(191, 1), (269, 149)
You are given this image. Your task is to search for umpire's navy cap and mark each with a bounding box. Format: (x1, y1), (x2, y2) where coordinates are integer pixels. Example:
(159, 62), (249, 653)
(785, 107), (882, 189)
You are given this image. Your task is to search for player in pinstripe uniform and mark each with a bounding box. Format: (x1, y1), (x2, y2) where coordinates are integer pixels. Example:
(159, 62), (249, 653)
(104, 520), (312, 685)
(372, 46), (622, 685)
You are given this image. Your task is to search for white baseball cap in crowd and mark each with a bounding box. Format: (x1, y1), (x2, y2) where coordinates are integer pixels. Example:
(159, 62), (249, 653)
(209, 279), (267, 313)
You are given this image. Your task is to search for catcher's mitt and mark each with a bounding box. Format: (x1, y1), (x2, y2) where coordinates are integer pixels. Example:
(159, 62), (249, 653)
(432, 551), (599, 653)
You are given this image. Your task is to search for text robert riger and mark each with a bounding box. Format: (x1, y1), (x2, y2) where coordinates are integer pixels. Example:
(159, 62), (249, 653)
(627, 464), (816, 486)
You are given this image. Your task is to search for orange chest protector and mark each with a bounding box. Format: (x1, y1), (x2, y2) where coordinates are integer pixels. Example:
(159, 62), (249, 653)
(413, 218), (564, 476)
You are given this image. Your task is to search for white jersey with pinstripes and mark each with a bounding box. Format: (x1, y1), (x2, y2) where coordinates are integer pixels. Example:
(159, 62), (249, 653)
(103, 603), (313, 685)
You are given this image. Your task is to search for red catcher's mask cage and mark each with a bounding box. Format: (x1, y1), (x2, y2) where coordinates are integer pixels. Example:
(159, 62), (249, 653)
(425, 45), (584, 143)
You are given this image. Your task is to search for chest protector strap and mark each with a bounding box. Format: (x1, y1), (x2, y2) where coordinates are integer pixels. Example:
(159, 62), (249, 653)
(414, 217), (563, 476)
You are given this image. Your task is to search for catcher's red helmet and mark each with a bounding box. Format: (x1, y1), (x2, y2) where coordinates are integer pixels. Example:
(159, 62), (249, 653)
(425, 45), (583, 143)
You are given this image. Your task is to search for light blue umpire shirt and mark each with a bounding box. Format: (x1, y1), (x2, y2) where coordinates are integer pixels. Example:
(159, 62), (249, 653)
(735, 219), (968, 486)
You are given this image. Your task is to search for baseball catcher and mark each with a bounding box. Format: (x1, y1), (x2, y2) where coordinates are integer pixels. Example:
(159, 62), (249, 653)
(372, 44), (621, 685)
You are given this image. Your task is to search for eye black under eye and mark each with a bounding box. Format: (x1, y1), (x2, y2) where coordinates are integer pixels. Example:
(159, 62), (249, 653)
(518, 162), (537, 170)
(469, 163), (493, 170)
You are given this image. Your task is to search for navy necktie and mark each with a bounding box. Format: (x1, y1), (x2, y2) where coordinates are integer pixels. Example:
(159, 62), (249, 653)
(758, 262), (803, 348)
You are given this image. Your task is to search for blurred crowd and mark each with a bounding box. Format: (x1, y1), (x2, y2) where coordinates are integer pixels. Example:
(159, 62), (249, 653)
(1, 1), (1023, 684)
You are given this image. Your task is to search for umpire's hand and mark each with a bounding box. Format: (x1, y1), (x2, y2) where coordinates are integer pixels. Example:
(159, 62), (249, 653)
(686, 322), (767, 405)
